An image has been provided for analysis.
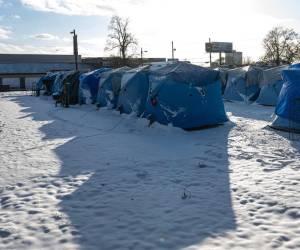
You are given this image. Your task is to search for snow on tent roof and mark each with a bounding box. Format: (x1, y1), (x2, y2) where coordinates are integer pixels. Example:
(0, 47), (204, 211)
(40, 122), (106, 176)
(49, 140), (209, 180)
(225, 66), (263, 86)
(226, 66), (248, 82)
(120, 66), (150, 89)
(149, 62), (219, 90)
(80, 68), (111, 81)
(100, 67), (131, 83)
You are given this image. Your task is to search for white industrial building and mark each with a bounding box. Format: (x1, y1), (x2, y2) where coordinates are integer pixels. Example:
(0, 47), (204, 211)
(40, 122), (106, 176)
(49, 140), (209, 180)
(0, 54), (89, 91)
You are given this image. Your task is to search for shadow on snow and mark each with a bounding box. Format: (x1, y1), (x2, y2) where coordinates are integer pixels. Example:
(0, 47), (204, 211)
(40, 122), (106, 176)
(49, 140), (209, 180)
(11, 95), (236, 250)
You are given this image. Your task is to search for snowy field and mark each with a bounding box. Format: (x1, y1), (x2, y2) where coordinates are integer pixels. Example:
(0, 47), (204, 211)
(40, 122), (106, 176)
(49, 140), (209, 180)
(0, 91), (300, 250)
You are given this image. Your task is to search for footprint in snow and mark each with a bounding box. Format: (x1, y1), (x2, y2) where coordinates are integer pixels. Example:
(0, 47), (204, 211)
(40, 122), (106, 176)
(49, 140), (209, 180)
(0, 229), (11, 238)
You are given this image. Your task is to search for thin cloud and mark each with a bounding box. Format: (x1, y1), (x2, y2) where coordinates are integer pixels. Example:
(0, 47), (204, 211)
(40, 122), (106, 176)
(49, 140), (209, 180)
(0, 27), (11, 39)
(20, 0), (142, 16)
(31, 33), (59, 40)
(12, 15), (21, 19)
(0, 41), (72, 54)
(0, 0), (13, 7)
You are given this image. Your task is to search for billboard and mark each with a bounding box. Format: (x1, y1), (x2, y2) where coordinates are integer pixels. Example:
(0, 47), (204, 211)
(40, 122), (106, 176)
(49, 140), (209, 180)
(205, 42), (233, 53)
(225, 51), (243, 66)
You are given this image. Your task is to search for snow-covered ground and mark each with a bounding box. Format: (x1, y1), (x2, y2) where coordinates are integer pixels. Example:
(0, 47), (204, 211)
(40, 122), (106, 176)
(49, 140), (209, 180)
(0, 91), (300, 250)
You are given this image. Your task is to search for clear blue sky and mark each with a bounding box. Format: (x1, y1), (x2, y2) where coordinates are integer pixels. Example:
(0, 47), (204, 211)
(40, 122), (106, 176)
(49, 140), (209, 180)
(0, 0), (300, 63)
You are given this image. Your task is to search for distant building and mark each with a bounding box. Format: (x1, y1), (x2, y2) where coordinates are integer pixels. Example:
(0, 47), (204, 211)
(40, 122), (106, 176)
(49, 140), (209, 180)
(0, 54), (88, 90)
(0, 54), (168, 91)
(82, 57), (167, 69)
(225, 51), (243, 66)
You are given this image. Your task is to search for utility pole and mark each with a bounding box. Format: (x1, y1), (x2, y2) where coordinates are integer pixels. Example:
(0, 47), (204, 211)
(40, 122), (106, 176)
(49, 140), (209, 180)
(171, 41), (176, 62)
(209, 38), (212, 67)
(70, 29), (78, 71)
(219, 52), (222, 66)
(140, 48), (148, 66)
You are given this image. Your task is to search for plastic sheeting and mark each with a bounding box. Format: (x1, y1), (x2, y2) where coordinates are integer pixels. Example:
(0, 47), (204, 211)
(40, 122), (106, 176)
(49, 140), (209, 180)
(271, 116), (300, 133)
(223, 66), (261, 103)
(62, 71), (81, 105)
(79, 68), (111, 105)
(52, 71), (70, 97)
(271, 69), (300, 133)
(36, 72), (62, 96)
(215, 68), (229, 94)
(256, 65), (288, 106)
(275, 70), (300, 122)
(36, 72), (57, 91)
(117, 66), (151, 116)
(289, 63), (300, 69)
(143, 62), (228, 129)
(96, 67), (131, 108)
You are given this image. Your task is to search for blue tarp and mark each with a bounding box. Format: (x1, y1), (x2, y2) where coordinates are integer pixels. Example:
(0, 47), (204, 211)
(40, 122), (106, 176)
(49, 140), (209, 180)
(271, 116), (300, 133)
(96, 67), (131, 108)
(289, 63), (300, 69)
(36, 71), (64, 96)
(52, 71), (69, 97)
(256, 66), (288, 106)
(143, 62), (228, 129)
(117, 66), (154, 116)
(271, 69), (300, 133)
(256, 81), (283, 106)
(36, 72), (57, 90)
(79, 68), (111, 104)
(275, 69), (300, 123)
(223, 66), (261, 103)
(217, 68), (229, 94)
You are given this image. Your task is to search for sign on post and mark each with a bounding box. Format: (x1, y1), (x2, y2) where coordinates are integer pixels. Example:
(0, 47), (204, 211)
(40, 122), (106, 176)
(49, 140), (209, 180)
(205, 42), (233, 53)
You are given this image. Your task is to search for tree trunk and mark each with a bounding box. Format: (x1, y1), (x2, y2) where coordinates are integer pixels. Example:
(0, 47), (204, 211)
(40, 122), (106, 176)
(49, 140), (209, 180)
(276, 51), (280, 66)
(121, 48), (126, 60)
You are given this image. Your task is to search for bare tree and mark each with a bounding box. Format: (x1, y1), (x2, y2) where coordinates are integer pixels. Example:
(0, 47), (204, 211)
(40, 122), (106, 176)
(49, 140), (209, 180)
(105, 15), (138, 60)
(262, 26), (300, 65)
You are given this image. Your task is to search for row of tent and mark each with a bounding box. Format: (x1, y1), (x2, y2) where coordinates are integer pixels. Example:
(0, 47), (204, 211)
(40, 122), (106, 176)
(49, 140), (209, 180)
(36, 70), (80, 106)
(36, 62), (300, 133)
(37, 62), (228, 130)
(221, 63), (300, 132)
(222, 65), (289, 106)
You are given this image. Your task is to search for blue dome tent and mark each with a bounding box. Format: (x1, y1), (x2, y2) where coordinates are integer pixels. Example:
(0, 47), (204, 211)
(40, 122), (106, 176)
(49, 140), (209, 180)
(96, 67), (131, 108)
(223, 66), (262, 103)
(36, 72), (61, 96)
(117, 66), (150, 116)
(79, 68), (111, 105)
(256, 65), (288, 106)
(52, 71), (70, 98)
(143, 62), (228, 130)
(289, 63), (300, 69)
(271, 69), (300, 133)
(117, 64), (166, 116)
